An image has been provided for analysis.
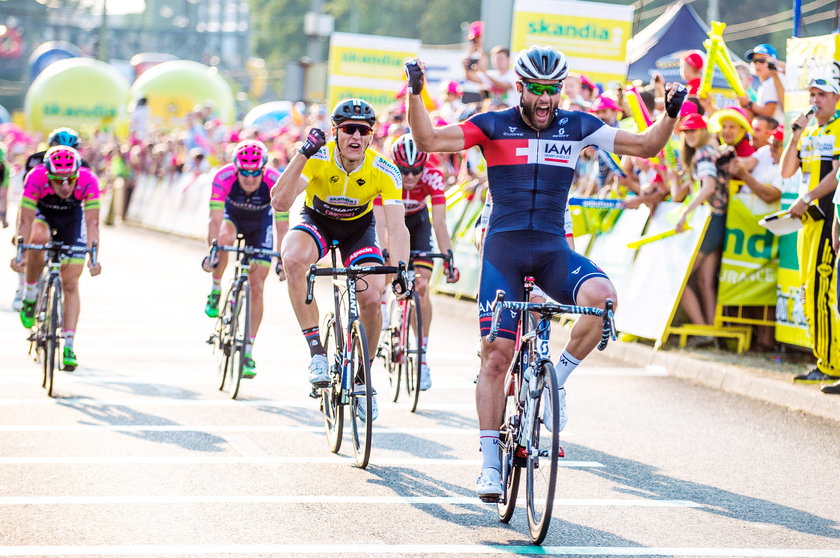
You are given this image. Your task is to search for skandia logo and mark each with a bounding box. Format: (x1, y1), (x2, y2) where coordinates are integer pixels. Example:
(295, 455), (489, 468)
(527, 20), (612, 41)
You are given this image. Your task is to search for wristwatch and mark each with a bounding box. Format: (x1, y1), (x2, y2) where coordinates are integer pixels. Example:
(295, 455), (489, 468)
(801, 193), (812, 204)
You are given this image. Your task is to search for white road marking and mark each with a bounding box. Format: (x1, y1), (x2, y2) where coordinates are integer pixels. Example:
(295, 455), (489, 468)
(0, 398), (475, 410)
(0, 456), (605, 467)
(0, 495), (700, 506)
(0, 544), (837, 556)
(0, 425), (472, 434)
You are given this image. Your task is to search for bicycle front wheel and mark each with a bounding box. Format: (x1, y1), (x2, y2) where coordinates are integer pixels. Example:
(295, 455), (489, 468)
(384, 297), (401, 402)
(227, 282), (249, 399)
(216, 283), (236, 391)
(402, 291), (423, 413)
(526, 361), (561, 544)
(321, 313), (343, 454)
(349, 320), (372, 468)
(43, 278), (61, 397)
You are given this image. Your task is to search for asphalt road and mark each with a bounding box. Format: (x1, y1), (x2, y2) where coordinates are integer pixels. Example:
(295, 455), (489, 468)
(0, 224), (838, 558)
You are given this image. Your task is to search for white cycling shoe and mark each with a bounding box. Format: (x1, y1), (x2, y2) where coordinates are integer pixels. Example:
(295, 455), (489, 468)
(542, 387), (567, 433)
(355, 385), (378, 422)
(476, 467), (503, 502)
(419, 364), (432, 391)
(308, 354), (330, 387)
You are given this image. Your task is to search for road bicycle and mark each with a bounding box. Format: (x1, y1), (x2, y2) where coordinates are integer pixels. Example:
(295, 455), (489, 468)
(206, 237), (281, 399)
(305, 241), (409, 468)
(487, 277), (615, 544)
(15, 236), (97, 398)
(378, 249), (455, 412)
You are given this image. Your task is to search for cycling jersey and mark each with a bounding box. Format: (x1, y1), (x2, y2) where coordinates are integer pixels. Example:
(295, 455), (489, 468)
(301, 141), (402, 220)
(21, 165), (100, 249)
(458, 107), (617, 236)
(373, 166), (446, 216)
(209, 163), (281, 264)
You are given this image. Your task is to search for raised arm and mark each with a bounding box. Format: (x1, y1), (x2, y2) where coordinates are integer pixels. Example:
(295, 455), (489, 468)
(271, 128), (325, 212)
(613, 83), (686, 159)
(405, 60), (467, 154)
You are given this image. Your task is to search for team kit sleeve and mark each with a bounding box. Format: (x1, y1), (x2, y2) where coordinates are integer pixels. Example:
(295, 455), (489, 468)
(78, 168), (101, 210)
(458, 112), (494, 150)
(424, 168), (447, 206)
(374, 155), (403, 205)
(209, 165), (235, 210)
(580, 113), (618, 152)
(20, 166), (46, 210)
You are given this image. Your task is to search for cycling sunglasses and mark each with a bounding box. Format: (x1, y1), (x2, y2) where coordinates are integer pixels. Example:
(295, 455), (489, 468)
(751, 58), (769, 64)
(398, 165), (424, 176)
(338, 123), (373, 136)
(521, 81), (562, 96)
(47, 173), (78, 182)
(238, 169), (263, 177)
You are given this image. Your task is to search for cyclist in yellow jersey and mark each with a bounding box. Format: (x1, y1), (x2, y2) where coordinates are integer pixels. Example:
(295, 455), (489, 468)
(781, 78), (840, 385)
(271, 99), (411, 420)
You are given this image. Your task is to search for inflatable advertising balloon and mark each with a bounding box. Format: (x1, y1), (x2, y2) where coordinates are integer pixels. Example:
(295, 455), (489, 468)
(242, 101), (297, 133)
(129, 60), (235, 128)
(24, 58), (130, 135)
(28, 41), (83, 81)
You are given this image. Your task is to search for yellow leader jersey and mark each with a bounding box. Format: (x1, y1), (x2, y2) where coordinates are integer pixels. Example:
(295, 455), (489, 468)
(302, 141), (402, 220)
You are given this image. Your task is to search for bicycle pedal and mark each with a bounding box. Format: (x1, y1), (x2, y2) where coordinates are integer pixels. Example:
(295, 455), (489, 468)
(478, 494), (501, 504)
(309, 388), (321, 399)
(205, 336), (216, 345)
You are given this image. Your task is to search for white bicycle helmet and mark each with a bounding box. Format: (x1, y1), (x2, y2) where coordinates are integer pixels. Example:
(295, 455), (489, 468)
(514, 46), (569, 81)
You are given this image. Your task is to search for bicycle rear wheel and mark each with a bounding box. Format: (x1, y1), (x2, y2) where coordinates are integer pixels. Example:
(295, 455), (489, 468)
(321, 312), (343, 454)
(227, 282), (249, 399)
(526, 361), (560, 544)
(43, 278), (61, 397)
(402, 291), (422, 412)
(349, 320), (372, 468)
(497, 372), (522, 522)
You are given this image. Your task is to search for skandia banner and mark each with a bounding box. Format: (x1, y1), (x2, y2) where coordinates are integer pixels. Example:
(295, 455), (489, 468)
(328, 32), (420, 110)
(510, 0), (634, 86)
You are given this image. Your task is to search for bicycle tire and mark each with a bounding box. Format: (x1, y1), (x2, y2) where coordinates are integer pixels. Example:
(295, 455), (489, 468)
(44, 277), (61, 397)
(349, 319), (372, 468)
(402, 291), (423, 412)
(321, 312), (343, 454)
(216, 283), (236, 391)
(384, 297), (401, 402)
(35, 277), (50, 390)
(227, 281), (249, 399)
(526, 360), (561, 544)
(497, 370), (522, 522)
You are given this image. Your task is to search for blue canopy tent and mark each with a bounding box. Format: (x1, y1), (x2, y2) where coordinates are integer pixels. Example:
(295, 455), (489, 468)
(626, 1), (742, 89)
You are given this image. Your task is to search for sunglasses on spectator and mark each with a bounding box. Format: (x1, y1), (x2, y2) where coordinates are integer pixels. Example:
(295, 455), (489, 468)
(47, 173), (78, 183)
(398, 165), (424, 176)
(751, 58), (769, 64)
(520, 81), (562, 96)
(338, 123), (373, 136)
(238, 169), (263, 177)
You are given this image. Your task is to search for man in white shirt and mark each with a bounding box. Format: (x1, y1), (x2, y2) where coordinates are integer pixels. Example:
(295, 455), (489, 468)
(471, 47), (519, 108)
(739, 44), (785, 124)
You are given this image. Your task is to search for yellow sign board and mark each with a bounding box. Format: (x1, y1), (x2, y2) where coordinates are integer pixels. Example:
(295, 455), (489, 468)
(327, 32), (419, 111)
(511, 0), (634, 85)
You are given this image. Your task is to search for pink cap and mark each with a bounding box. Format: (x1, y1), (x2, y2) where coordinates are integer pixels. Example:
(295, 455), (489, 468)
(589, 96), (620, 113)
(579, 74), (595, 89)
(680, 100), (698, 117)
(467, 21), (483, 40)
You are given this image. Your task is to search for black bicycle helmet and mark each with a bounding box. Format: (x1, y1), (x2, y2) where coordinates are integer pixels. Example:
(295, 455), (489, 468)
(514, 46), (569, 81)
(331, 98), (376, 126)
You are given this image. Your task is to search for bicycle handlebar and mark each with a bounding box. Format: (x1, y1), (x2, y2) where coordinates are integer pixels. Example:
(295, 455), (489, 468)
(16, 236), (98, 266)
(410, 249), (456, 281)
(487, 288), (617, 348)
(305, 261), (408, 305)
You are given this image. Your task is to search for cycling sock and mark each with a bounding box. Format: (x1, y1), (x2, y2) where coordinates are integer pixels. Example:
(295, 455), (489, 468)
(303, 326), (325, 356)
(422, 336), (429, 364)
(245, 337), (255, 355)
(211, 278), (221, 293)
(17, 272), (25, 290)
(555, 350), (581, 388)
(64, 330), (75, 350)
(380, 295), (388, 329)
(479, 430), (501, 470)
(24, 282), (38, 301)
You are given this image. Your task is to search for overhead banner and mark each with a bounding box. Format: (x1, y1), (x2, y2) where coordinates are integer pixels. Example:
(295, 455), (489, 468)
(327, 32), (420, 111)
(718, 188), (778, 306)
(511, 0), (634, 86)
(785, 34), (840, 115)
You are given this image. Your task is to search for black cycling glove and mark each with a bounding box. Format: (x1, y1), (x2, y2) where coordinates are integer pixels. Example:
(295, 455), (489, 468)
(664, 84), (688, 119)
(405, 61), (424, 95)
(299, 128), (327, 158)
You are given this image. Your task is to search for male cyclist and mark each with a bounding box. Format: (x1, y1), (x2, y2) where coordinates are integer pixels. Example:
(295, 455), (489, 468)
(13, 127), (88, 311)
(202, 140), (283, 379)
(271, 98), (410, 422)
(405, 46), (686, 499)
(11, 146), (102, 370)
(374, 133), (460, 390)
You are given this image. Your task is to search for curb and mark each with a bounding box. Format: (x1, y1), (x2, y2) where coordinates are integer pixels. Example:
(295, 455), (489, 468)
(603, 340), (840, 424)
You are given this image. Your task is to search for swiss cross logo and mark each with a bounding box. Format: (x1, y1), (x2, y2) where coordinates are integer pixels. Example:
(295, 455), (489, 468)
(515, 140), (575, 166)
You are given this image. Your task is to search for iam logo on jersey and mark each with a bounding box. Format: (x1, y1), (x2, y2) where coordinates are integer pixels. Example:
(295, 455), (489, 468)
(515, 139), (575, 167)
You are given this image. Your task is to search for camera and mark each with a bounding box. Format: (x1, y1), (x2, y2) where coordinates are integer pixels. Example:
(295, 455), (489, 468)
(715, 149), (736, 169)
(768, 61), (777, 71)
